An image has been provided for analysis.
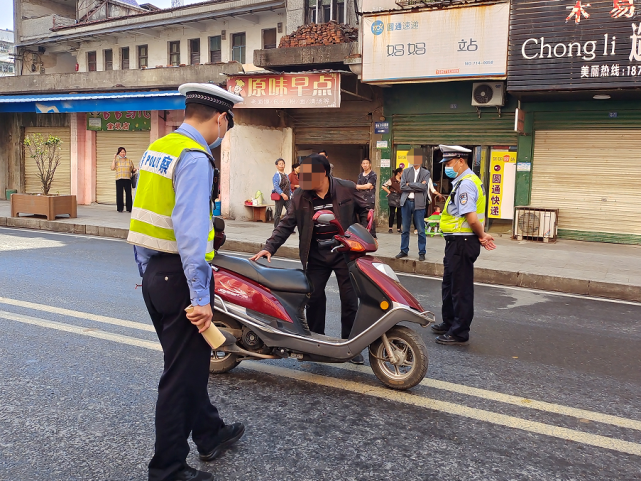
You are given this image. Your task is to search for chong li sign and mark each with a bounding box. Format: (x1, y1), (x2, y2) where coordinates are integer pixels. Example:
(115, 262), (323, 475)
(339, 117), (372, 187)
(508, 0), (641, 90)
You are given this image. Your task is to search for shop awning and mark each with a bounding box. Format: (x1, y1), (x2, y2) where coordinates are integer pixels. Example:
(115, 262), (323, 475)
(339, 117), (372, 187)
(0, 90), (185, 113)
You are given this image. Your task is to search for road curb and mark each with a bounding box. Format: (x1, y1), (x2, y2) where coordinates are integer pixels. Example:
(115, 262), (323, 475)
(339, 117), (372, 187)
(3, 215), (640, 303)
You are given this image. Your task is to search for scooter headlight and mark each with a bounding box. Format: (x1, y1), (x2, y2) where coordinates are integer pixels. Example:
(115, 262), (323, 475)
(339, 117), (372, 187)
(372, 263), (400, 283)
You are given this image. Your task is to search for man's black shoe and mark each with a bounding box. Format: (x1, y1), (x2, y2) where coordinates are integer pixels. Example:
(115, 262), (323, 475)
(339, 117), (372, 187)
(418, 254), (425, 261)
(199, 422), (245, 462)
(395, 252), (408, 259)
(435, 334), (468, 345)
(173, 466), (213, 481)
(349, 353), (365, 365)
(430, 322), (449, 335)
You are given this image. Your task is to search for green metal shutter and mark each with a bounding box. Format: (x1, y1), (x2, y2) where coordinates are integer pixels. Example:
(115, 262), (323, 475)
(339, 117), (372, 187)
(534, 110), (641, 130)
(392, 113), (518, 146)
(292, 111), (371, 145)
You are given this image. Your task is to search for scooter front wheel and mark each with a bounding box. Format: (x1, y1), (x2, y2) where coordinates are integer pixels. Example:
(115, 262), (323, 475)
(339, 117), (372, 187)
(369, 326), (428, 390)
(209, 319), (241, 374)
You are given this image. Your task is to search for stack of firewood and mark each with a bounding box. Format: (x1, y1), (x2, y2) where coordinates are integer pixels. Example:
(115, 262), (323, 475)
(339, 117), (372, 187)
(278, 21), (358, 48)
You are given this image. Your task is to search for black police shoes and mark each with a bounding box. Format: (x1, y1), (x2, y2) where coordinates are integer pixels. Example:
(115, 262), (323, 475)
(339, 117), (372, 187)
(435, 334), (468, 345)
(430, 322), (449, 335)
(199, 422), (245, 462)
(173, 466), (213, 481)
(395, 252), (408, 259)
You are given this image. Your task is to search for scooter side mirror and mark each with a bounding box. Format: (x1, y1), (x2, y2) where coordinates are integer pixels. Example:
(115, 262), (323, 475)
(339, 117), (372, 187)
(313, 209), (345, 236)
(313, 210), (336, 225)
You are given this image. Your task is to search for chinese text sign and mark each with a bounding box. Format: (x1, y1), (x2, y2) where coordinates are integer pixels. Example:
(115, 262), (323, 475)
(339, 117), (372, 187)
(362, 3), (509, 83)
(87, 111), (151, 131)
(227, 73), (341, 108)
(509, 0), (641, 90)
(488, 148), (517, 219)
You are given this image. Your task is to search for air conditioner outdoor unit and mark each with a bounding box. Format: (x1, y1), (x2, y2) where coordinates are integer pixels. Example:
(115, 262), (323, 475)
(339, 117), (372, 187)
(513, 207), (559, 243)
(471, 82), (505, 107)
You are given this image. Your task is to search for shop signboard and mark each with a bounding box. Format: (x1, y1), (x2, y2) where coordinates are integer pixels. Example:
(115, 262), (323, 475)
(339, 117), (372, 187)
(227, 73), (341, 108)
(375, 121), (390, 133)
(87, 111), (151, 131)
(396, 149), (409, 169)
(509, 0), (641, 90)
(362, 3), (510, 83)
(362, 0), (489, 13)
(488, 147), (517, 219)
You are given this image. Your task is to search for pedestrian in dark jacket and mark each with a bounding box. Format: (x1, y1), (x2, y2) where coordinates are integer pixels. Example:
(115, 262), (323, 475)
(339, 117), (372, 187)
(250, 154), (369, 363)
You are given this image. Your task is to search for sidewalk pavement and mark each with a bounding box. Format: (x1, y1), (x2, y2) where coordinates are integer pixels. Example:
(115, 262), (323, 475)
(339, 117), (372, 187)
(2, 200), (641, 302)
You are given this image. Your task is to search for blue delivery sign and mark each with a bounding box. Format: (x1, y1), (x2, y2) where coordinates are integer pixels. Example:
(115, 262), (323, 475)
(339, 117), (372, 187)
(371, 20), (384, 35)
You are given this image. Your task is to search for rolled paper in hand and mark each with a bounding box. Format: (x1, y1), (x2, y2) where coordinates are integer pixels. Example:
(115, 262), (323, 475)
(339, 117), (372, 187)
(185, 305), (227, 349)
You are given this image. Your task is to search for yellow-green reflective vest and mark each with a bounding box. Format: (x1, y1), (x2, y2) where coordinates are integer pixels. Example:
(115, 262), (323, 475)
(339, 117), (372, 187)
(127, 132), (216, 261)
(440, 173), (486, 234)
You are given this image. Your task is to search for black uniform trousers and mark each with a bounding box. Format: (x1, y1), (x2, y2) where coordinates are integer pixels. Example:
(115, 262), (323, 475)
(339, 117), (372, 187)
(274, 198), (290, 228)
(116, 178), (133, 212)
(142, 254), (225, 481)
(306, 255), (358, 339)
(441, 235), (481, 342)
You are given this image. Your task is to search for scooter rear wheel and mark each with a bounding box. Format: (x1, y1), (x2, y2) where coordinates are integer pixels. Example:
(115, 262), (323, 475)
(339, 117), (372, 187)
(369, 326), (428, 390)
(209, 319), (241, 374)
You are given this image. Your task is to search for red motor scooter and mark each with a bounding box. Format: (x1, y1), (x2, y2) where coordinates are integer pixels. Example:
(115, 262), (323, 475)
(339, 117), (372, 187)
(208, 212), (435, 390)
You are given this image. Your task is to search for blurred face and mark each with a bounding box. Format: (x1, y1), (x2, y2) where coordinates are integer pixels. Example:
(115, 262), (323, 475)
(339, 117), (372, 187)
(216, 112), (229, 138)
(119, 149), (126, 157)
(300, 162), (327, 190)
(294, 165), (301, 174)
(361, 159), (371, 171)
(276, 160), (285, 171)
(409, 153), (422, 168)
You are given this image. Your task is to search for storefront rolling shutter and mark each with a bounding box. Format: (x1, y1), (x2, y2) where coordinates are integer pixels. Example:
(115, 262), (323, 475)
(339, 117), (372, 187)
(393, 113), (518, 146)
(292, 111), (371, 144)
(24, 127), (71, 195)
(531, 129), (641, 235)
(96, 131), (151, 204)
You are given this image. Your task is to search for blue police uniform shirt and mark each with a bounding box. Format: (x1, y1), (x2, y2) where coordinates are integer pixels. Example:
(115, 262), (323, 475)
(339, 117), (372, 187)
(446, 168), (478, 235)
(134, 122), (215, 306)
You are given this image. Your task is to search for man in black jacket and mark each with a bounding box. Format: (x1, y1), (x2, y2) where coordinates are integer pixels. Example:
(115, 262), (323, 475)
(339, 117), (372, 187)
(250, 154), (369, 363)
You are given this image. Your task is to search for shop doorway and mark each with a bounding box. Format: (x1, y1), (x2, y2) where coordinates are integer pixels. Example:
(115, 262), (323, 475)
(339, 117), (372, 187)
(296, 144), (369, 184)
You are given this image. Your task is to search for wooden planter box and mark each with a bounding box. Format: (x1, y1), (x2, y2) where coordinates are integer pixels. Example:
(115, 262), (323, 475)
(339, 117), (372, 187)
(10, 193), (77, 221)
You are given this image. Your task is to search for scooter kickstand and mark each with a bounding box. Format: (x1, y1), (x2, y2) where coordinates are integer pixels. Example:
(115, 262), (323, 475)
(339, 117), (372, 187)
(381, 333), (398, 364)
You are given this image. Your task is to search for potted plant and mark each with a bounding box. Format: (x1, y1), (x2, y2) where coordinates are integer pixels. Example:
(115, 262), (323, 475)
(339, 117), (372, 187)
(10, 133), (77, 221)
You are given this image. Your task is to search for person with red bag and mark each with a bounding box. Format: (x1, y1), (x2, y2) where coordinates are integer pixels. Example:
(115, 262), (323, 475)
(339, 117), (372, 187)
(271, 158), (291, 228)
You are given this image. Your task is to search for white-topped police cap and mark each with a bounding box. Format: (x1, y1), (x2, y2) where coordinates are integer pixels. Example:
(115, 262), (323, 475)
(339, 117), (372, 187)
(178, 82), (243, 112)
(439, 144), (472, 162)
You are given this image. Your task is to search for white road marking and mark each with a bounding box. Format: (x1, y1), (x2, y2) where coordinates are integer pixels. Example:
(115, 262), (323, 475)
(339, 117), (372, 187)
(0, 310), (160, 351)
(0, 233), (66, 251)
(0, 297), (155, 332)
(1, 296), (639, 432)
(1, 308), (641, 457)
(0, 226), (124, 242)
(333, 363), (641, 432)
(242, 362), (641, 457)
(2, 227), (639, 306)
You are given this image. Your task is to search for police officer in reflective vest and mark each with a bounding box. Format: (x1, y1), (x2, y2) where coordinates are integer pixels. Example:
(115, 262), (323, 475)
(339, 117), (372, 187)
(128, 83), (244, 481)
(431, 145), (496, 345)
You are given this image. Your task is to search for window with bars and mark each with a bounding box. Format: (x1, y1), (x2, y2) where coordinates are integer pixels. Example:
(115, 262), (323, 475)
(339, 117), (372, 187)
(262, 28), (277, 49)
(121, 47), (130, 69)
(209, 36), (222, 63)
(138, 45), (148, 68)
(306, 0), (345, 24)
(231, 33), (246, 64)
(88, 51), (97, 71)
(104, 49), (113, 70)
(189, 38), (200, 65)
(169, 41), (180, 66)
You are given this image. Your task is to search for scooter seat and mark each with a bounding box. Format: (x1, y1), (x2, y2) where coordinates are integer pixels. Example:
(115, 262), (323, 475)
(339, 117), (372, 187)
(212, 253), (311, 294)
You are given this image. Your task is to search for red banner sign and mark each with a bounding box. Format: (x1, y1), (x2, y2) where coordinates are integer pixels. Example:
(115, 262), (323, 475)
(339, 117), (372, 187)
(227, 73), (341, 108)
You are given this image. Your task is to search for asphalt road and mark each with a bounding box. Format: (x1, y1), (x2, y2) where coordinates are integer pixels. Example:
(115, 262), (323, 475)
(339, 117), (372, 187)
(0, 227), (640, 481)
